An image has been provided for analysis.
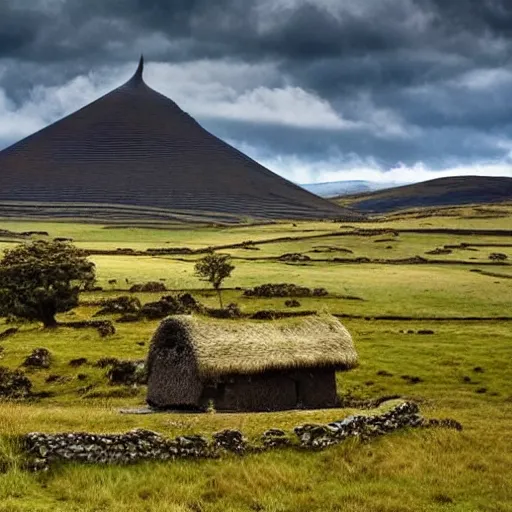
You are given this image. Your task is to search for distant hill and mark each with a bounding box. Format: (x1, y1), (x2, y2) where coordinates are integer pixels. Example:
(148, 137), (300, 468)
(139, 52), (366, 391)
(339, 176), (512, 213)
(301, 180), (392, 198)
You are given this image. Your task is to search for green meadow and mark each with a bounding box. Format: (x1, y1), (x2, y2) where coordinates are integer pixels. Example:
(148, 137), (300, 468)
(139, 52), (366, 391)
(0, 204), (511, 511)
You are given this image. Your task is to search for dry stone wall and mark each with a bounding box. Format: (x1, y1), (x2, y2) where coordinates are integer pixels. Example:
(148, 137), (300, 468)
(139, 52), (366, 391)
(22, 402), (461, 471)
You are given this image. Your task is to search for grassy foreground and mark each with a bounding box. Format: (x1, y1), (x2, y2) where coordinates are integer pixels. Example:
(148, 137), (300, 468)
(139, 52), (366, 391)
(0, 205), (512, 511)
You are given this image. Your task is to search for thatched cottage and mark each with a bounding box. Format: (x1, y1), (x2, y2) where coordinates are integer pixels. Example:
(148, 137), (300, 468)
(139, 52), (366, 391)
(146, 315), (357, 412)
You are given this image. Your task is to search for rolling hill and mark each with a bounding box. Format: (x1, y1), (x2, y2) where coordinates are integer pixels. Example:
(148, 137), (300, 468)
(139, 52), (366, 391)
(338, 175), (512, 213)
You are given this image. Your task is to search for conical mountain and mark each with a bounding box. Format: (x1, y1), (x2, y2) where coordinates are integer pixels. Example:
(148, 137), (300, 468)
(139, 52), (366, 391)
(0, 58), (360, 223)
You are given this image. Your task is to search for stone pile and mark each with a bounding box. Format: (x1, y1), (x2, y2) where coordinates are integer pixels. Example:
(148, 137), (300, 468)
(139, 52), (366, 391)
(261, 429), (290, 448)
(212, 429), (247, 454)
(294, 402), (426, 449)
(22, 348), (52, 369)
(22, 402), (462, 471)
(24, 428), (213, 471)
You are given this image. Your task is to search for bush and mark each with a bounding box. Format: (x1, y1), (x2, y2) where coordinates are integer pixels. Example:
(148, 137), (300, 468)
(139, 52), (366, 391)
(285, 299), (301, 308)
(94, 296), (141, 316)
(139, 294), (203, 320)
(94, 357), (119, 369)
(116, 313), (141, 323)
(129, 282), (167, 293)
(206, 303), (242, 319)
(0, 367), (32, 398)
(278, 253), (311, 262)
(489, 252), (508, 261)
(244, 283), (328, 298)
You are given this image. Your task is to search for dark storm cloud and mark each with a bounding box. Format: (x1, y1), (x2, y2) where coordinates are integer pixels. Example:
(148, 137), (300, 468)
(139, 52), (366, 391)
(0, 0), (511, 182)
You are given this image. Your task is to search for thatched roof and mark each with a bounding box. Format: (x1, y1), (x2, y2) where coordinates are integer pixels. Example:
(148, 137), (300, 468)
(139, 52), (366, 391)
(149, 315), (357, 378)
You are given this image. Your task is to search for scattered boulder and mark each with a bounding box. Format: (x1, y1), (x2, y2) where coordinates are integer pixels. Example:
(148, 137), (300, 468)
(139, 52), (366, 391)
(212, 429), (247, 454)
(22, 348), (52, 369)
(0, 367), (32, 398)
(106, 360), (146, 385)
(261, 429), (291, 449)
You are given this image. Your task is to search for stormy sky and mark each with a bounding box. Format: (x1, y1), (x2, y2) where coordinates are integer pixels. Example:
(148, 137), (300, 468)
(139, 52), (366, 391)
(0, 0), (511, 185)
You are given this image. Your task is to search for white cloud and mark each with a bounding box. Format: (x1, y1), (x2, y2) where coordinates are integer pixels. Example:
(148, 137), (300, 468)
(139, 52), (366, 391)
(0, 59), (356, 150)
(452, 68), (512, 91)
(229, 140), (512, 185)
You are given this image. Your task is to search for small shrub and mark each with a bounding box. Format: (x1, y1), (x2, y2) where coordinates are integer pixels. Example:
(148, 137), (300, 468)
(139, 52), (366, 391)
(401, 375), (423, 384)
(244, 283), (327, 298)
(69, 358), (88, 368)
(129, 282), (167, 293)
(0, 328), (18, 340)
(473, 366), (485, 373)
(116, 313), (141, 323)
(489, 252), (508, 261)
(94, 296), (141, 316)
(285, 299), (301, 308)
(97, 322), (116, 337)
(251, 310), (278, 320)
(94, 357), (120, 368)
(139, 294), (203, 320)
(278, 253), (311, 262)
(206, 303), (242, 319)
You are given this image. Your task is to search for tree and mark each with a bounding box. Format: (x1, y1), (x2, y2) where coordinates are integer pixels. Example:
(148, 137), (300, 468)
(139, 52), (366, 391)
(194, 252), (234, 308)
(0, 241), (95, 328)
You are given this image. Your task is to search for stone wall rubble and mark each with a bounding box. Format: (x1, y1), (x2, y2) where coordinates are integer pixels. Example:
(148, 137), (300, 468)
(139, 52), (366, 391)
(22, 402), (461, 471)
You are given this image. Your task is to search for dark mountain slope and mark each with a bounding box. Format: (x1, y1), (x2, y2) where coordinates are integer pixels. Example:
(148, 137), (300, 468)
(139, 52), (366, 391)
(340, 176), (512, 213)
(0, 58), (359, 222)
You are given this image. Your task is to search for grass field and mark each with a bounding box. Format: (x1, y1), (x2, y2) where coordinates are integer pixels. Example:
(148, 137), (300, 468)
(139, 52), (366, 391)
(1, 204), (512, 511)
